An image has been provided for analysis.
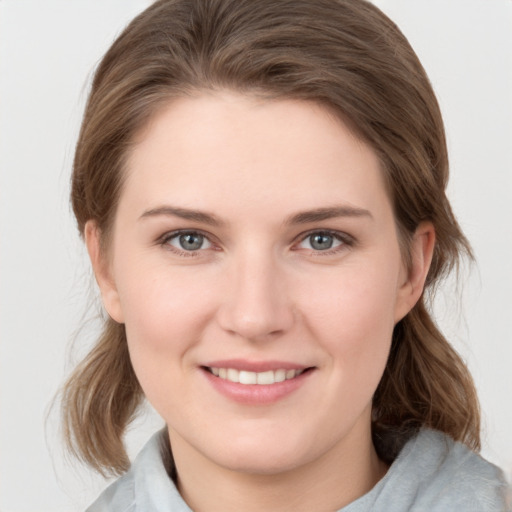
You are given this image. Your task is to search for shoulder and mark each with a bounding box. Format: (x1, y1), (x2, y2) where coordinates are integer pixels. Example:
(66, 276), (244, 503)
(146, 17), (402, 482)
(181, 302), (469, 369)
(343, 429), (509, 512)
(85, 471), (135, 512)
(85, 429), (191, 512)
(379, 429), (509, 511)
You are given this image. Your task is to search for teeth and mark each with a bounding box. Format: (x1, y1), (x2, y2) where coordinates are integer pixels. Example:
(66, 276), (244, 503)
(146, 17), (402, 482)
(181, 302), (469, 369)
(240, 370), (257, 384)
(209, 367), (304, 385)
(274, 369), (286, 383)
(227, 368), (239, 383)
(256, 370), (274, 385)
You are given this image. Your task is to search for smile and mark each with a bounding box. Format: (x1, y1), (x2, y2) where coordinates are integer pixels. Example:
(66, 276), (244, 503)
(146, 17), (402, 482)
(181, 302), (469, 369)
(201, 362), (314, 404)
(207, 367), (305, 385)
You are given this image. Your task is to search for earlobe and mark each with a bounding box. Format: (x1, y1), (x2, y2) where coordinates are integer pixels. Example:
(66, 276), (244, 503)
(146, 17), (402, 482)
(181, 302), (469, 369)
(394, 222), (436, 323)
(84, 221), (124, 324)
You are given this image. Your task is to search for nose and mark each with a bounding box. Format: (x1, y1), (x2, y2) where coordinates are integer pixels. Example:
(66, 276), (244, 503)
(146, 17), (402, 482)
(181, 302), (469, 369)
(216, 247), (295, 342)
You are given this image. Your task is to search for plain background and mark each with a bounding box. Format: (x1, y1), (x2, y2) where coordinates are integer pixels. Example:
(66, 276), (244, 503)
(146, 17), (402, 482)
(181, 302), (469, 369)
(1, 1), (511, 510)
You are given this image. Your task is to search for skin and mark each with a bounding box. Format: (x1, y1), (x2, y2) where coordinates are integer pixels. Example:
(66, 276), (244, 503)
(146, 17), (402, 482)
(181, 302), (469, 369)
(86, 91), (435, 511)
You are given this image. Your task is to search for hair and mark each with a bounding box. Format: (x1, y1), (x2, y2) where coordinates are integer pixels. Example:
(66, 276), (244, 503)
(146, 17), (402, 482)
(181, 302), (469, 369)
(62, 0), (480, 476)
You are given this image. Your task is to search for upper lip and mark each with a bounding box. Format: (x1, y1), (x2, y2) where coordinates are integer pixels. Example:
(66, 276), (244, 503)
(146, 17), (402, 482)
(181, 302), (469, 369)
(202, 359), (311, 372)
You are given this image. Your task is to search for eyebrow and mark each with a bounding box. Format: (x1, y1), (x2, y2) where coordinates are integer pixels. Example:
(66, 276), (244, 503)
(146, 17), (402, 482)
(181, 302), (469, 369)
(139, 206), (224, 226)
(140, 206), (373, 227)
(284, 205), (373, 225)
(139, 204), (372, 226)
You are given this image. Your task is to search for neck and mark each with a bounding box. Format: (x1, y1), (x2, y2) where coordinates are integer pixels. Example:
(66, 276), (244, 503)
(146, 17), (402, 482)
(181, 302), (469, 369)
(169, 420), (387, 512)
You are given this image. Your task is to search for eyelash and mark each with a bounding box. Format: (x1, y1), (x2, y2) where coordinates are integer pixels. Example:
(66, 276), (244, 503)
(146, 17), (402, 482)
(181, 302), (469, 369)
(158, 229), (355, 257)
(297, 230), (355, 256)
(158, 229), (215, 258)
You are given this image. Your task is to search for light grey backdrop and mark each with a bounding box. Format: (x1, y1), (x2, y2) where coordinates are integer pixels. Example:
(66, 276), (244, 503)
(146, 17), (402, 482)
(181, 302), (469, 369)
(1, 1), (511, 510)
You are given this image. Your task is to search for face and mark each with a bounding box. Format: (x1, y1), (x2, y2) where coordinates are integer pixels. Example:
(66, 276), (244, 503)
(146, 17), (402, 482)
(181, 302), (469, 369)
(88, 92), (431, 476)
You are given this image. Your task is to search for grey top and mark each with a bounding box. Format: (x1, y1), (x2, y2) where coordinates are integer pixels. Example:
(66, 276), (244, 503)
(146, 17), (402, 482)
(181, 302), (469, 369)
(87, 429), (509, 512)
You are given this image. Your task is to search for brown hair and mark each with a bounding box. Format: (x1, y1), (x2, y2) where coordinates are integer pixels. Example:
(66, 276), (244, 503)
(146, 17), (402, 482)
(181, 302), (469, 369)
(62, 0), (480, 476)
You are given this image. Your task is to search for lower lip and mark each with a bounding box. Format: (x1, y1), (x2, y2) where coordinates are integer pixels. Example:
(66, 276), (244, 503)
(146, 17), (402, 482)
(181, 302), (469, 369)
(201, 368), (313, 405)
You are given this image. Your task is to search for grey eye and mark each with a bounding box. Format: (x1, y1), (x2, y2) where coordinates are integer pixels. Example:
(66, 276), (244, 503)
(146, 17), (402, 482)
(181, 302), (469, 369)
(168, 232), (212, 251)
(298, 232), (344, 251)
(309, 233), (334, 250)
(180, 233), (204, 250)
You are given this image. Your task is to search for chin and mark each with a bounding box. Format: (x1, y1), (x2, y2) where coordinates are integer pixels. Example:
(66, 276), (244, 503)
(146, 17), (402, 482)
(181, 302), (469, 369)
(205, 433), (318, 476)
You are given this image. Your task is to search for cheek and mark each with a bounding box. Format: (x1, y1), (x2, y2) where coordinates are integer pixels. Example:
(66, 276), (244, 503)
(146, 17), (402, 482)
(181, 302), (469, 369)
(115, 264), (218, 392)
(118, 262), (213, 343)
(301, 256), (400, 383)
(305, 255), (399, 334)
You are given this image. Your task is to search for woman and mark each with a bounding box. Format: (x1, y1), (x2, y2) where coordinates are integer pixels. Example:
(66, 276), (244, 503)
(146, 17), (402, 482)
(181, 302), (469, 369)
(61, 0), (508, 510)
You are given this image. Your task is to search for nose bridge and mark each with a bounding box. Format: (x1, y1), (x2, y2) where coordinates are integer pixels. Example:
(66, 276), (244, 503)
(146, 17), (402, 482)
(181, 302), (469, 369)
(218, 243), (293, 341)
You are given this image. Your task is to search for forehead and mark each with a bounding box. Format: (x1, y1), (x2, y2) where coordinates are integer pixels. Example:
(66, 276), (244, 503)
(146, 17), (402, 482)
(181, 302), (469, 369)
(121, 92), (390, 222)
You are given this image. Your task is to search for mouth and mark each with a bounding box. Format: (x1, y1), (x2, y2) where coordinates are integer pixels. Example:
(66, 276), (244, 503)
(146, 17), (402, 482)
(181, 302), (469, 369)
(204, 367), (308, 385)
(201, 361), (315, 404)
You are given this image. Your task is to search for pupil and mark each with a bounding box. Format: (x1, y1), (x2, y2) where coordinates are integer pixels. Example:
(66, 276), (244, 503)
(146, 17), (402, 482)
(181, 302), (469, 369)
(311, 233), (333, 250)
(180, 233), (203, 250)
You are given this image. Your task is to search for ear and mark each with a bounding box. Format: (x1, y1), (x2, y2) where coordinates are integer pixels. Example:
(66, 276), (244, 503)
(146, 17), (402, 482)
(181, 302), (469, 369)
(394, 222), (436, 323)
(84, 220), (124, 323)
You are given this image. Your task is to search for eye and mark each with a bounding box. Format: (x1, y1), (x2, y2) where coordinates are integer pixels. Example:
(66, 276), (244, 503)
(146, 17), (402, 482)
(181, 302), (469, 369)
(296, 231), (350, 252)
(164, 231), (212, 252)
